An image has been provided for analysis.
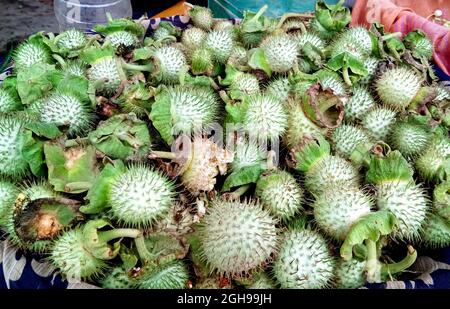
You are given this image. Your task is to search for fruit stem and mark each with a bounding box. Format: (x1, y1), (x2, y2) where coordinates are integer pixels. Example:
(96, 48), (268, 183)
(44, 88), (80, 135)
(134, 235), (155, 263)
(225, 184), (251, 200)
(276, 14), (307, 29)
(149, 150), (177, 160)
(365, 239), (382, 283)
(121, 60), (153, 72)
(53, 54), (67, 68)
(251, 5), (268, 23)
(381, 32), (403, 41)
(380, 245), (417, 279)
(342, 66), (353, 86)
(99, 228), (142, 243)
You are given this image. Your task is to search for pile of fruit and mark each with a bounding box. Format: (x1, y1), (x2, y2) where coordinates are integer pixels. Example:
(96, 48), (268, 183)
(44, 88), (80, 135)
(0, 1), (449, 289)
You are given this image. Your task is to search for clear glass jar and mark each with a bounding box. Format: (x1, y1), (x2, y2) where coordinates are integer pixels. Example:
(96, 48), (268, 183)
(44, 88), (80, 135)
(54, 0), (133, 32)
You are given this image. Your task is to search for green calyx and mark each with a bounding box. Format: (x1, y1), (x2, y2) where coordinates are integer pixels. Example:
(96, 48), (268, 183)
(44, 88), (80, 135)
(292, 136), (331, 173)
(365, 150), (413, 185)
(113, 80), (153, 117)
(94, 14), (145, 37)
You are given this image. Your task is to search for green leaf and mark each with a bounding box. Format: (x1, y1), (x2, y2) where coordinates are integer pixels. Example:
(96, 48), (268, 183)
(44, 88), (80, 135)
(120, 244), (139, 270)
(326, 52), (368, 85)
(16, 63), (62, 105)
(44, 143), (99, 194)
(225, 100), (249, 125)
(133, 47), (154, 61)
(340, 210), (397, 261)
(81, 160), (126, 215)
(82, 219), (121, 260)
(25, 122), (62, 139)
(22, 131), (46, 177)
(315, 0), (351, 33)
(222, 164), (263, 192)
(248, 48), (272, 76)
(149, 90), (174, 145)
(94, 17), (145, 37)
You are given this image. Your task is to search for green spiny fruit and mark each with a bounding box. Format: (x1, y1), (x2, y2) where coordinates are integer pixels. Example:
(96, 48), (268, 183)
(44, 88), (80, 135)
(56, 28), (87, 51)
(205, 30), (234, 64)
(319, 75), (347, 96)
(376, 67), (422, 110)
(335, 259), (366, 289)
(273, 228), (335, 289)
(188, 6), (214, 31)
(415, 135), (450, 182)
(420, 213), (450, 249)
(293, 138), (359, 195)
(150, 85), (220, 145)
(63, 59), (88, 78)
(180, 137), (233, 194)
(198, 199), (278, 276)
(293, 32), (325, 52)
(265, 77), (291, 104)
(50, 228), (108, 280)
(13, 39), (51, 70)
(362, 107), (397, 141)
(214, 20), (234, 31)
(228, 72), (260, 99)
(227, 45), (248, 67)
(113, 80), (152, 117)
(190, 47), (214, 75)
(344, 85), (375, 122)
(434, 83), (450, 102)
(137, 260), (189, 289)
(101, 267), (136, 289)
(332, 124), (372, 159)
(0, 88), (22, 113)
(313, 186), (373, 241)
(359, 57), (380, 85)
(231, 139), (266, 171)
(153, 46), (187, 83)
(283, 98), (326, 150)
(20, 180), (59, 200)
(0, 116), (29, 178)
(243, 94), (288, 141)
(0, 179), (18, 226)
(181, 27), (207, 51)
(38, 91), (93, 136)
(109, 164), (175, 227)
(404, 30), (433, 60)
(255, 170), (304, 221)
(433, 181), (450, 218)
(260, 34), (298, 73)
(389, 119), (430, 158)
(106, 31), (137, 49)
(329, 27), (373, 59)
(366, 151), (429, 241)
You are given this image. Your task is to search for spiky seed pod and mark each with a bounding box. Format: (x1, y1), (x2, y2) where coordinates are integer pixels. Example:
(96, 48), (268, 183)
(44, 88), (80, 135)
(63, 60), (87, 78)
(255, 170), (303, 221)
(227, 45), (248, 67)
(0, 116), (29, 178)
(190, 47), (214, 75)
(231, 140), (266, 172)
(265, 77), (291, 104)
(87, 58), (122, 95)
(359, 57), (380, 85)
(181, 27), (207, 51)
(313, 186), (373, 241)
(106, 31), (137, 49)
(415, 135), (450, 181)
(152, 27), (170, 41)
(13, 40), (51, 70)
(329, 27), (372, 59)
(109, 165), (175, 227)
(229, 73), (260, 97)
(198, 199), (279, 276)
(20, 180), (59, 200)
(335, 259), (366, 289)
(404, 31), (433, 60)
(283, 99), (325, 150)
(188, 6), (214, 31)
(38, 92), (93, 136)
(243, 94), (288, 141)
(344, 85), (376, 122)
(0, 88), (21, 113)
(376, 181), (428, 240)
(101, 267), (136, 289)
(435, 83), (450, 102)
(214, 20), (234, 31)
(420, 213), (450, 249)
(293, 32), (325, 52)
(376, 67), (421, 110)
(150, 86), (220, 144)
(332, 124), (372, 159)
(389, 120), (430, 158)
(205, 30), (234, 64)
(366, 152), (428, 240)
(320, 75), (347, 96)
(273, 229), (335, 289)
(0, 180), (18, 225)
(180, 137), (233, 194)
(260, 34), (298, 73)
(56, 28), (87, 51)
(137, 260), (189, 289)
(153, 46), (187, 83)
(361, 107), (397, 141)
(50, 228), (108, 280)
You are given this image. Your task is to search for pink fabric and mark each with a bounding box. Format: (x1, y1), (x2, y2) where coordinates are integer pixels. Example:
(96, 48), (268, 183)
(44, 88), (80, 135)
(350, 0), (450, 75)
